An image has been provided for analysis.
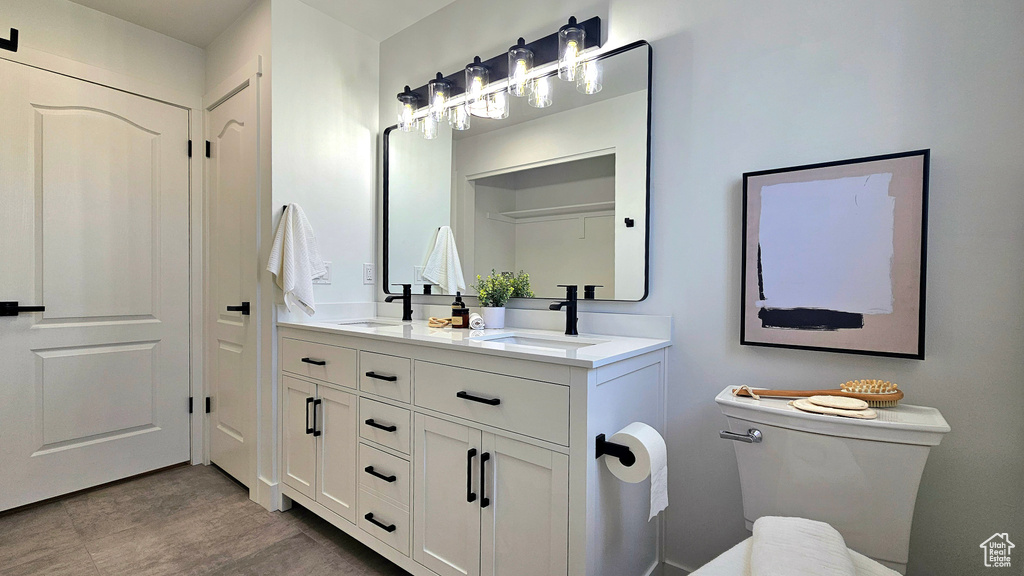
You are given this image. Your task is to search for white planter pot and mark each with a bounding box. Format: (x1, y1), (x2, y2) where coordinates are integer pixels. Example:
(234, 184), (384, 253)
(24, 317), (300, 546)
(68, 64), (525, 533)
(480, 306), (506, 329)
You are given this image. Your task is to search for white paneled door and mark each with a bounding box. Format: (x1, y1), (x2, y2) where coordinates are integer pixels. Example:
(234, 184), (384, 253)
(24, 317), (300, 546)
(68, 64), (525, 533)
(206, 80), (258, 489)
(0, 59), (191, 511)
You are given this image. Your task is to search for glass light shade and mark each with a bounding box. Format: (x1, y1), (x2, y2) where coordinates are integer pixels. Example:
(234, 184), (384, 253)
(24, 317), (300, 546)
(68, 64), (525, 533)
(507, 39), (533, 98)
(428, 73), (451, 122)
(465, 57), (489, 108)
(488, 91), (509, 119)
(421, 115), (439, 139)
(558, 18), (585, 82)
(448, 103), (471, 130)
(528, 76), (553, 108)
(396, 86), (419, 132)
(576, 59), (602, 95)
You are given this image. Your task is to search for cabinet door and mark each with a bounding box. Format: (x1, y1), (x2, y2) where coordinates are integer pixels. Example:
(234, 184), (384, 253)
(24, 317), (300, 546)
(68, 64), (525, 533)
(481, 434), (569, 576)
(317, 385), (358, 523)
(282, 376), (316, 499)
(414, 415), (482, 576)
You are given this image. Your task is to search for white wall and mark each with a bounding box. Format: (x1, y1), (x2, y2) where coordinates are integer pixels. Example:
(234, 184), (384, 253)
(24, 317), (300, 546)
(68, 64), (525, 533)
(380, 2), (1024, 574)
(271, 0), (378, 305)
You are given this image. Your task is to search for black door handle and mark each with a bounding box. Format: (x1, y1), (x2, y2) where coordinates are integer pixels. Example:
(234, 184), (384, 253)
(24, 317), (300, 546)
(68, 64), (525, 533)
(457, 391), (501, 406)
(302, 357), (327, 366)
(305, 397), (314, 435)
(480, 452), (491, 508)
(226, 302), (250, 315)
(364, 466), (397, 483)
(311, 399), (322, 437)
(0, 302), (45, 317)
(466, 448), (477, 503)
(0, 29), (18, 53)
(364, 513), (397, 533)
(364, 419), (397, 433)
(365, 371), (398, 382)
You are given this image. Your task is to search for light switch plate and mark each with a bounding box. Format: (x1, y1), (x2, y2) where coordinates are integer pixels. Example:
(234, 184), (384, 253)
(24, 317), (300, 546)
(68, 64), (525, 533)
(363, 263), (374, 285)
(313, 262), (331, 284)
(413, 266), (424, 285)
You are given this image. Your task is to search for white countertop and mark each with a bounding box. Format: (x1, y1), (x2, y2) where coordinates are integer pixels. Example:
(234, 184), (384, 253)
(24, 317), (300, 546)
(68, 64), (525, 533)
(278, 319), (671, 368)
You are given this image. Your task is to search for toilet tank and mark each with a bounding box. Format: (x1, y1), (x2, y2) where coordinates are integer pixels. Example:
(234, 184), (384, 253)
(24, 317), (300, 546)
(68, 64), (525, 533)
(715, 388), (950, 574)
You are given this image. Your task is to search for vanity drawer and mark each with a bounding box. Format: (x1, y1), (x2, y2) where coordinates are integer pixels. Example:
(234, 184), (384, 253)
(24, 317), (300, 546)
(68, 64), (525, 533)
(359, 398), (411, 455)
(359, 351), (412, 403)
(358, 443), (410, 508)
(414, 361), (569, 445)
(358, 488), (410, 556)
(281, 338), (357, 389)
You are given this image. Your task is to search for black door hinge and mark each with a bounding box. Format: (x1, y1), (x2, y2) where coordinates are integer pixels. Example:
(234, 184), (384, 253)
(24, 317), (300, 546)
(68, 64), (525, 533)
(0, 28), (18, 53)
(205, 141), (211, 158)
(189, 397), (193, 413)
(188, 140), (193, 158)
(205, 397), (211, 414)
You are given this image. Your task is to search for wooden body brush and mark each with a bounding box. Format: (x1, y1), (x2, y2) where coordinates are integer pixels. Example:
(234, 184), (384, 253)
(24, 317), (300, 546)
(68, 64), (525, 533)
(732, 380), (903, 407)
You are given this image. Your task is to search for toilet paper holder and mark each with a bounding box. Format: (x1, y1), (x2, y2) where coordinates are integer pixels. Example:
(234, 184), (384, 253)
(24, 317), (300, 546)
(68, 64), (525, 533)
(595, 434), (636, 467)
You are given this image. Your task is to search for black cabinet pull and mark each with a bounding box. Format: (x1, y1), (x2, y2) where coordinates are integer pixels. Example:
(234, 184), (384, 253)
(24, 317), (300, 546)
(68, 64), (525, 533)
(312, 399), (322, 437)
(466, 448), (477, 503)
(0, 302), (45, 317)
(226, 302), (250, 315)
(480, 452), (491, 508)
(364, 513), (397, 533)
(364, 419), (397, 433)
(364, 466), (397, 483)
(0, 29), (18, 53)
(365, 371), (398, 382)
(457, 391), (501, 406)
(302, 357), (327, 366)
(305, 397), (315, 435)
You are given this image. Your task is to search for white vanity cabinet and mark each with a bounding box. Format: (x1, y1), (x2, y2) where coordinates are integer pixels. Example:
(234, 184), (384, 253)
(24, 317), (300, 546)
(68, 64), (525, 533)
(277, 323), (669, 576)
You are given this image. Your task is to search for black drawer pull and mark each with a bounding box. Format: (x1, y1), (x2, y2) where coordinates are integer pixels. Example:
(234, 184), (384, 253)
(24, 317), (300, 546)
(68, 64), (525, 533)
(466, 448), (477, 503)
(301, 357), (327, 366)
(457, 391), (501, 406)
(226, 302), (250, 315)
(364, 419), (397, 433)
(305, 397), (315, 435)
(364, 513), (397, 533)
(365, 371), (398, 382)
(364, 466), (397, 483)
(480, 452), (491, 508)
(312, 399), (322, 437)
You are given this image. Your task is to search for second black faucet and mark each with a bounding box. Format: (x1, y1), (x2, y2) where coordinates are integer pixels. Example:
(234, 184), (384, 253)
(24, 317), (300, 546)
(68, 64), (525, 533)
(549, 284), (579, 336)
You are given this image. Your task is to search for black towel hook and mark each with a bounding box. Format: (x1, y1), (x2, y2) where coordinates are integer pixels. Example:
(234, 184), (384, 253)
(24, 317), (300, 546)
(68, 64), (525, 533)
(0, 28), (19, 53)
(595, 433), (636, 467)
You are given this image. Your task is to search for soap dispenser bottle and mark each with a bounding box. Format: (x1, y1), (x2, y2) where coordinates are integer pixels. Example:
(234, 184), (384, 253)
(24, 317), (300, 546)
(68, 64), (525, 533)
(451, 292), (469, 329)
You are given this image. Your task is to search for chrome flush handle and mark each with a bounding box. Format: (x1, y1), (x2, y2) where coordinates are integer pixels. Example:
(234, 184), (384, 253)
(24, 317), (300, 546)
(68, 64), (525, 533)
(719, 428), (763, 443)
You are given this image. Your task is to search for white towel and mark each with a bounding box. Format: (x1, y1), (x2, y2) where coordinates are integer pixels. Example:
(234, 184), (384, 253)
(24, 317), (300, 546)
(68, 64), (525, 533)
(750, 517), (857, 576)
(469, 312), (485, 330)
(689, 535), (898, 576)
(266, 204), (327, 315)
(422, 226), (466, 294)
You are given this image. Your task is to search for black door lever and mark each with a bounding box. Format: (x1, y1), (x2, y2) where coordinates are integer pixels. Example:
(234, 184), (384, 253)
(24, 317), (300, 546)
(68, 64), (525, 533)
(1, 302), (45, 317)
(226, 302), (250, 315)
(0, 29), (18, 53)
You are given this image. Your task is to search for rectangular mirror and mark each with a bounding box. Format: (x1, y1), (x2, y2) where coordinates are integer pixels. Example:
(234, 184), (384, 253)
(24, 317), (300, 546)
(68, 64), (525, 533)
(384, 40), (651, 301)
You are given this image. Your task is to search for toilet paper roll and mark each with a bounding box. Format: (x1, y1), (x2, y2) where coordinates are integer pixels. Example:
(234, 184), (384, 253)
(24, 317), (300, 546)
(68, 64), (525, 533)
(469, 312), (485, 330)
(605, 422), (669, 520)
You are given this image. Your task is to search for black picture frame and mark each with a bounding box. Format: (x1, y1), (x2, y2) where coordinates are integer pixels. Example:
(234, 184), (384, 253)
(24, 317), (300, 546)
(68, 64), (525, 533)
(740, 149), (930, 359)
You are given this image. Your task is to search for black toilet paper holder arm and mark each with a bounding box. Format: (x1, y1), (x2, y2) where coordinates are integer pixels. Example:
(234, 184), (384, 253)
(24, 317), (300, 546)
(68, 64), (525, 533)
(595, 434), (636, 467)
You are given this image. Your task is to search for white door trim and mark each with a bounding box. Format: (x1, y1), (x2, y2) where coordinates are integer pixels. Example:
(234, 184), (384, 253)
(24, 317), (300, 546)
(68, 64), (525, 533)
(0, 45), (205, 468)
(202, 57), (264, 500)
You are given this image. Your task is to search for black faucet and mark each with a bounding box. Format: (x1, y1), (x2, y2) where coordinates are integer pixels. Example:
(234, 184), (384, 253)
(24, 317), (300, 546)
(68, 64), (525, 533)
(385, 283), (413, 321)
(549, 284), (579, 336)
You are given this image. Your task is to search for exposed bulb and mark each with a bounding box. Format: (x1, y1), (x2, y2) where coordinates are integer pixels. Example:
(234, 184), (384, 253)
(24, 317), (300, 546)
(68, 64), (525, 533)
(510, 59), (529, 96)
(489, 91), (509, 119)
(400, 103), (414, 129)
(562, 40), (579, 81)
(528, 76), (552, 108)
(576, 60), (602, 95)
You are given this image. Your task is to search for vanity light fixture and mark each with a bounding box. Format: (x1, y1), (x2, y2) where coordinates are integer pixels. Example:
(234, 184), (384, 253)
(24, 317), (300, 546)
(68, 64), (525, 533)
(465, 56), (492, 118)
(558, 17), (586, 82)
(449, 103), (471, 130)
(528, 76), (553, 108)
(576, 59), (602, 94)
(428, 72), (451, 122)
(396, 86), (420, 132)
(507, 38), (534, 97)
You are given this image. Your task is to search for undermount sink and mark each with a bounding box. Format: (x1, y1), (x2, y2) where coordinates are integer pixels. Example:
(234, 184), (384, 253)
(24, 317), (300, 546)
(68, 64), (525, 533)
(471, 333), (608, 351)
(335, 320), (403, 328)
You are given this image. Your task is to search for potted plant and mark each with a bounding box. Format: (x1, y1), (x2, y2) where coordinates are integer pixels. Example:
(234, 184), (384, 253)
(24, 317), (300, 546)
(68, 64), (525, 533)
(474, 269), (514, 329)
(510, 270), (534, 299)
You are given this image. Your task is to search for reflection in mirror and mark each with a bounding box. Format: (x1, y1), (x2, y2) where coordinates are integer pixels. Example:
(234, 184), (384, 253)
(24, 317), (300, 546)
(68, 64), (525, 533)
(385, 41), (650, 301)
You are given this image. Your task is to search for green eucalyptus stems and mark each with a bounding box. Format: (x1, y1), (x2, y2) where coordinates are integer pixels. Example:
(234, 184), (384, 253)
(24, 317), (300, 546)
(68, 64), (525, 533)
(474, 270), (533, 307)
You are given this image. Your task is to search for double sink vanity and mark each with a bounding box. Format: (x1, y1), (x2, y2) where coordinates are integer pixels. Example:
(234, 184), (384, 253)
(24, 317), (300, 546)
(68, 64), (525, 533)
(277, 317), (670, 576)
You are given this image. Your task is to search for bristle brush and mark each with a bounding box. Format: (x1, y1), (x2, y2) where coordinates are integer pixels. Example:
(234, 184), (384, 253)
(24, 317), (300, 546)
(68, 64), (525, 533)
(731, 379), (903, 407)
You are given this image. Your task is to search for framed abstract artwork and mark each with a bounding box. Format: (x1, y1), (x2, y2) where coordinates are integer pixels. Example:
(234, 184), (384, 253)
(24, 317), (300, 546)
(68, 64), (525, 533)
(741, 150), (929, 359)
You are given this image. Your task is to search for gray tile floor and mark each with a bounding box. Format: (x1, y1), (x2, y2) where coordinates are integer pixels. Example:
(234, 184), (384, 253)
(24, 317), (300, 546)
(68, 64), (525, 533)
(0, 464), (411, 576)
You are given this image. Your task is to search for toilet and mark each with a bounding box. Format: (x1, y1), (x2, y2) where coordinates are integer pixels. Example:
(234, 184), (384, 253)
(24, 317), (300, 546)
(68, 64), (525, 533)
(715, 387), (951, 574)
